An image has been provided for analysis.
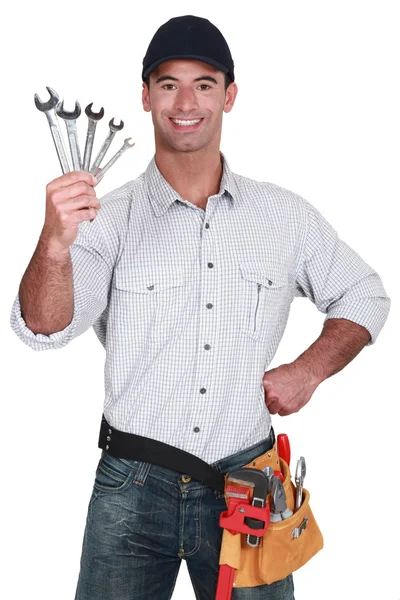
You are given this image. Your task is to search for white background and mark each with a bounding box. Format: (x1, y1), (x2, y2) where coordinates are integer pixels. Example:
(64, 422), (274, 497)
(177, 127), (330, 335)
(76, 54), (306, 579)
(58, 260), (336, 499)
(1, 1), (399, 598)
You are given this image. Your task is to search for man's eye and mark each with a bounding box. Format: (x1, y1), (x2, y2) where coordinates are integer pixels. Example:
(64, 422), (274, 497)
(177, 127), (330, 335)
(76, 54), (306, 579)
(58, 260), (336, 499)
(198, 85), (211, 90)
(163, 84), (176, 90)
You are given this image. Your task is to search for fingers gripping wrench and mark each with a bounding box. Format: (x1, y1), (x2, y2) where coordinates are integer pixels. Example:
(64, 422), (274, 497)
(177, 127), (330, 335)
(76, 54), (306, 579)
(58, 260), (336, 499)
(34, 87), (70, 174)
(90, 118), (124, 176)
(83, 103), (104, 172)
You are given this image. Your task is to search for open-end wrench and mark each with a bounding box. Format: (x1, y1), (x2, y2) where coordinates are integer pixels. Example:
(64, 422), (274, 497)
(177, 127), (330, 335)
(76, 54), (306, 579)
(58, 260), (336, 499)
(34, 87), (70, 174)
(82, 103), (104, 172)
(262, 466), (275, 494)
(56, 101), (82, 171)
(90, 118), (124, 175)
(95, 138), (135, 183)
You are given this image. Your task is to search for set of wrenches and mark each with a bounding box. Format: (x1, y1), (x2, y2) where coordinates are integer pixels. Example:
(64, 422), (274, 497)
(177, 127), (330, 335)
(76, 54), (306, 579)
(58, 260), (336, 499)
(34, 87), (135, 183)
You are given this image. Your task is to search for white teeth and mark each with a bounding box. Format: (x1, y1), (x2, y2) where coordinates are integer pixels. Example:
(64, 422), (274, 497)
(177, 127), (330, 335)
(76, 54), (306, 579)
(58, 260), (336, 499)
(171, 119), (201, 126)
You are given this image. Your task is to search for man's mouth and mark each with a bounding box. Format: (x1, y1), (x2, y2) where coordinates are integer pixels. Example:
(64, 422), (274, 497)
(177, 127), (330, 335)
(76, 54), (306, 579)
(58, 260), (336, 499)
(170, 118), (202, 126)
(169, 118), (204, 132)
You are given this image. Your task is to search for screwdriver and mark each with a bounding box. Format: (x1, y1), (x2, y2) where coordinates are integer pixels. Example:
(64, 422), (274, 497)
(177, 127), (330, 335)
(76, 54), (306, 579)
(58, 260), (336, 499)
(277, 433), (291, 467)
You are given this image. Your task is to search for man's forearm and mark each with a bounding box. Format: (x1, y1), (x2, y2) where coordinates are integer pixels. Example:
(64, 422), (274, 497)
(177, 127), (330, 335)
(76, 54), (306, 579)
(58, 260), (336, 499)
(294, 318), (371, 385)
(19, 233), (74, 335)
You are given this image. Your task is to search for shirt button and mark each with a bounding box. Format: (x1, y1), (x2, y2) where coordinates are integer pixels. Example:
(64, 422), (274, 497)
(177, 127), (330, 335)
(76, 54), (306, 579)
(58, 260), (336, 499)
(205, 223), (210, 229)
(200, 388), (206, 394)
(206, 303), (213, 309)
(204, 344), (211, 350)
(193, 427), (200, 433)
(208, 262), (214, 268)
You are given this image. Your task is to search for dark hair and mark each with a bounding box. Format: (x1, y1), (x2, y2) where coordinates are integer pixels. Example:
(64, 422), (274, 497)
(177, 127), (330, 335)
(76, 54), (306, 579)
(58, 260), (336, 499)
(144, 72), (232, 90)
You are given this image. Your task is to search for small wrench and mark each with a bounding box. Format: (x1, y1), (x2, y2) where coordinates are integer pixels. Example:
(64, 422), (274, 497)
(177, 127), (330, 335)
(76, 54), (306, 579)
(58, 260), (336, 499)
(261, 466), (274, 494)
(295, 456), (306, 511)
(95, 138), (135, 183)
(34, 87), (70, 174)
(56, 100), (82, 171)
(82, 103), (104, 172)
(90, 118), (124, 175)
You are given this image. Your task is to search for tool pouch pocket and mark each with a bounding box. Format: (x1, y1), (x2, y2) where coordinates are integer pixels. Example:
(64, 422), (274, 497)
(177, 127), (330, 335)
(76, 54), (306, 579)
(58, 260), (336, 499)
(258, 467), (324, 584)
(220, 451), (324, 588)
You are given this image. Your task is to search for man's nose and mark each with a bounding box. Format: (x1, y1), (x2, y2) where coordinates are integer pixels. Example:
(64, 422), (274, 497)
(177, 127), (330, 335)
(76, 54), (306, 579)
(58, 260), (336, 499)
(174, 87), (199, 112)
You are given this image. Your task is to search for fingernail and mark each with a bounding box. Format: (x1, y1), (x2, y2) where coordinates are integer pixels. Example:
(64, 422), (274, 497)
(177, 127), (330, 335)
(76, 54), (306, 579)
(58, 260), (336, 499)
(92, 176), (98, 185)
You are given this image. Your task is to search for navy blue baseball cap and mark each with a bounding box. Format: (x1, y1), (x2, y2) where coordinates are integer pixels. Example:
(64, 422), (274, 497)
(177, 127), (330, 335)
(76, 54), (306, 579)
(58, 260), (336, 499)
(142, 15), (235, 82)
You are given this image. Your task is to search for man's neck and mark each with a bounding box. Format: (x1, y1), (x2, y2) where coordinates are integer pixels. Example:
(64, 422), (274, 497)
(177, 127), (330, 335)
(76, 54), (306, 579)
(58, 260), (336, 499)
(154, 149), (223, 210)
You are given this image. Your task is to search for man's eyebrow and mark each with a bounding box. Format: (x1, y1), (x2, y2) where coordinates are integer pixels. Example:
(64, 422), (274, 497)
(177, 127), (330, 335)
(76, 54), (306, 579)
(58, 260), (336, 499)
(154, 75), (219, 84)
(155, 75), (179, 84)
(193, 76), (218, 84)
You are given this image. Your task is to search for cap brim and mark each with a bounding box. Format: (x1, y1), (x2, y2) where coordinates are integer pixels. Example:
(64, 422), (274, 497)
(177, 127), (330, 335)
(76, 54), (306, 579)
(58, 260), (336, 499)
(142, 55), (229, 80)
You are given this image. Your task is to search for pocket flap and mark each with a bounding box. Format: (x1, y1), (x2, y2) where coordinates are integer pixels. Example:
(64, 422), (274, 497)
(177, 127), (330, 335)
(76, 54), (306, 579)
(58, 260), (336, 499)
(114, 268), (186, 294)
(239, 262), (288, 288)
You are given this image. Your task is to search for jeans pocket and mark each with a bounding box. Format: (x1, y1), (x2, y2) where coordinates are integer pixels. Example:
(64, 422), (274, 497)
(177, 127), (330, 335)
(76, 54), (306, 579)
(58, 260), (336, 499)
(94, 452), (136, 493)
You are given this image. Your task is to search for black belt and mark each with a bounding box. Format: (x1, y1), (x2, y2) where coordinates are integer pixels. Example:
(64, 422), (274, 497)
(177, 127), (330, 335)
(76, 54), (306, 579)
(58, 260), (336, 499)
(98, 414), (274, 494)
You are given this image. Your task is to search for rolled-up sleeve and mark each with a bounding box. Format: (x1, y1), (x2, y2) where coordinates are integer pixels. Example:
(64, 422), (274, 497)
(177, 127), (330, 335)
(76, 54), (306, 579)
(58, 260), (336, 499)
(295, 199), (390, 344)
(10, 217), (113, 351)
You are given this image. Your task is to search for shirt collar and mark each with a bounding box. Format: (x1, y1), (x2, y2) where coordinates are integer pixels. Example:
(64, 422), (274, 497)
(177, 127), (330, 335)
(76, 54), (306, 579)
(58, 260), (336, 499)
(145, 152), (238, 217)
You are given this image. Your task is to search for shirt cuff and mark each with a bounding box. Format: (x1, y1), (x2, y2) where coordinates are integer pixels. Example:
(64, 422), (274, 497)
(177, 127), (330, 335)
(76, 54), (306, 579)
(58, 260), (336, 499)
(10, 294), (76, 351)
(324, 297), (391, 345)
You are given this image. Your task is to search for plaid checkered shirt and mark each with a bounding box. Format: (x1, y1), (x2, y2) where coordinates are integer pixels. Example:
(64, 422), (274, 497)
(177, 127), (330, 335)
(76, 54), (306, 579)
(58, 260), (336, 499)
(10, 154), (390, 463)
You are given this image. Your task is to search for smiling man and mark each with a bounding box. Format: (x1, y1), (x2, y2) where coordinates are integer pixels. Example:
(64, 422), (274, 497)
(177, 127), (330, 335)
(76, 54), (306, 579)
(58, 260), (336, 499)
(141, 56), (237, 212)
(11, 14), (390, 600)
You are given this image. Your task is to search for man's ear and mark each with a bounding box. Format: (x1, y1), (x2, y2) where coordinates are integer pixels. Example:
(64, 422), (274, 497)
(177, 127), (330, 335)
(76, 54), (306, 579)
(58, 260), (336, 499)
(142, 82), (151, 112)
(224, 82), (238, 114)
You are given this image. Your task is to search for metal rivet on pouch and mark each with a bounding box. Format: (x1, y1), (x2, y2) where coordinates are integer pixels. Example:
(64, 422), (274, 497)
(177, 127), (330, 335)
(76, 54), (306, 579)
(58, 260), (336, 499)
(105, 445), (109, 450)
(107, 436), (111, 441)
(252, 461), (256, 466)
(267, 452), (271, 457)
(108, 429), (112, 434)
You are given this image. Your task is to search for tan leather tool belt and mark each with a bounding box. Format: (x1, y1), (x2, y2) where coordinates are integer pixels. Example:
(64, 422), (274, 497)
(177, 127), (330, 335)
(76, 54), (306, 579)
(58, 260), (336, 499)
(218, 441), (323, 588)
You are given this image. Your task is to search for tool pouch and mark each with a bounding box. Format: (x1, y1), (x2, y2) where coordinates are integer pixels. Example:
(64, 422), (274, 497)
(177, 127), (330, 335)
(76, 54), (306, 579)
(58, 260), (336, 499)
(218, 444), (324, 588)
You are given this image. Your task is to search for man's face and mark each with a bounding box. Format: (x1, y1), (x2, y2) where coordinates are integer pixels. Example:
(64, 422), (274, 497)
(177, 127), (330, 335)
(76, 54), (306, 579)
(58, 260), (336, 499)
(142, 59), (238, 154)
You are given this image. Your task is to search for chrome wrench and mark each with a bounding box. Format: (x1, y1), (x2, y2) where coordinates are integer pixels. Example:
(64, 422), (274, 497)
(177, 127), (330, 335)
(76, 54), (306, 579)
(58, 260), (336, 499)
(56, 100), (82, 171)
(82, 103), (104, 172)
(95, 138), (135, 183)
(295, 456), (306, 511)
(34, 87), (70, 174)
(90, 118), (124, 176)
(261, 466), (275, 494)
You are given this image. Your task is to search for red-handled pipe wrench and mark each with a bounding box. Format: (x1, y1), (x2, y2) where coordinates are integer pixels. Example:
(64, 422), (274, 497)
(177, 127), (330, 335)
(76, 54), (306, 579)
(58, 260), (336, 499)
(216, 468), (270, 600)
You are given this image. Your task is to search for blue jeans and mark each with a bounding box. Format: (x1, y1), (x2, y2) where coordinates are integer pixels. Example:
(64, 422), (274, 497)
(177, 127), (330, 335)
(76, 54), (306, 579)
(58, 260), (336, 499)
(74, 435), (295, 599)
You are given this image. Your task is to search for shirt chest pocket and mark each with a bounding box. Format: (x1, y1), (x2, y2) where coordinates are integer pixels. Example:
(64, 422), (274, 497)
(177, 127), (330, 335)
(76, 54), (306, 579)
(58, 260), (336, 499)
(239, 262), (289, 343)
(113, 267), (193, 348)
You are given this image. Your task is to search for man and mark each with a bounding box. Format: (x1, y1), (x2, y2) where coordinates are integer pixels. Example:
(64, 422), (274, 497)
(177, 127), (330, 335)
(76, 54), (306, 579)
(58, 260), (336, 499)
(10, 14), (390, 600)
